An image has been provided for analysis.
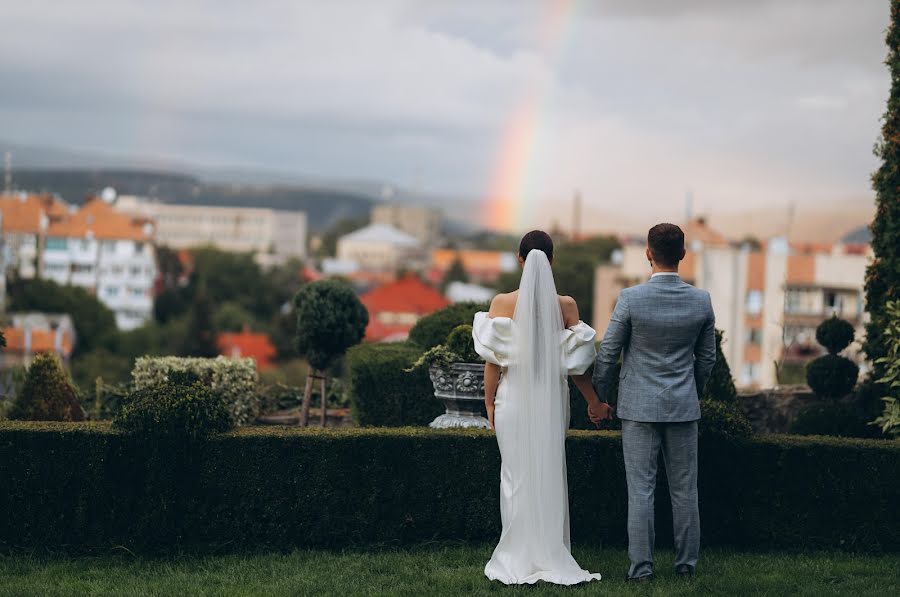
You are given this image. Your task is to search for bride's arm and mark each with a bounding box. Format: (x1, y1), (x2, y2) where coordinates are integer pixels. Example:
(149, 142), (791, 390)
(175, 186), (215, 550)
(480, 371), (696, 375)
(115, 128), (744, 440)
(561, 297), (613, 423)
(483, 362), (500, 430)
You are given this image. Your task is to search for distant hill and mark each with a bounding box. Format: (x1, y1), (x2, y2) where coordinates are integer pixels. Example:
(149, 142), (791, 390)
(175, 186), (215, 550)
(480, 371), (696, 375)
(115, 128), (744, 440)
(11, 169), (377, 232)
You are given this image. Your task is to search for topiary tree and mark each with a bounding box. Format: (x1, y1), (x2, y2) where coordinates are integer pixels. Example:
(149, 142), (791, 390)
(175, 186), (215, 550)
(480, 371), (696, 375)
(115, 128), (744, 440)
(408, 302), (488, 350)
(702, 329), (737, 403)
(294, 279), (368, 426)
(865, 1), (900, 383)
(806, 316), (859, 400)
(9, 352), (84, 421)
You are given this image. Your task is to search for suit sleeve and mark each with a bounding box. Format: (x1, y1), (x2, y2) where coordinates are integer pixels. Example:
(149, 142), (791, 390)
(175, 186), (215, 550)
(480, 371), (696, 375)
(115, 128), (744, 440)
(592, 290), (631, 403)
(693, 292), (716, 397)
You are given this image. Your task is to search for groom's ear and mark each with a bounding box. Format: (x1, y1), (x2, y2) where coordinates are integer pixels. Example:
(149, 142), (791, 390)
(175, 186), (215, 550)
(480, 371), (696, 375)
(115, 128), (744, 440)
(645, 247), (653, 263)
(679, 247), (686, 262)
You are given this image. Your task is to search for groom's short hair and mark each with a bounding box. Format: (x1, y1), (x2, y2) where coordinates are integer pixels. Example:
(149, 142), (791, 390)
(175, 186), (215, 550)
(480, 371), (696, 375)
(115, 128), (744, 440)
(648, 223), (685, 268)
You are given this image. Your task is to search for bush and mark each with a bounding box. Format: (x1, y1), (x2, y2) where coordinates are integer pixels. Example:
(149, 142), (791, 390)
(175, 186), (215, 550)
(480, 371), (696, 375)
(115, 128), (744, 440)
(347, 342), (442, 426)
(9, 353), (84, 421)
(293, 279), (368, 371)
(790, 400), (880, 438)
(702, 329), (738, 403)
(816, 316), (855, 354)
(115, 375), (231, 441)
(871, 300), (900, 436)
(806, 354), (860, 400)
(699, 400), (753, 439)
(132, 356), (259, 426)
(0, 423), (898, 553)
(444, 324), (481, 363)
(408, 302), (488, 350)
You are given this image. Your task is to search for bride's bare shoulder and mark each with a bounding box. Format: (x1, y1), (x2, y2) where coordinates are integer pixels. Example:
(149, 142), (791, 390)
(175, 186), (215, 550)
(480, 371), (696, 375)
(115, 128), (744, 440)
(488, 291), (517, 318)
(558, 295), (580, 326)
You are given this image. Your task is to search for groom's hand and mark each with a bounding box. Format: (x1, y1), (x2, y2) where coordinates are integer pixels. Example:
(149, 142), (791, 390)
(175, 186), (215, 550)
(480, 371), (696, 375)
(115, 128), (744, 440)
(588, 400), (613, 426)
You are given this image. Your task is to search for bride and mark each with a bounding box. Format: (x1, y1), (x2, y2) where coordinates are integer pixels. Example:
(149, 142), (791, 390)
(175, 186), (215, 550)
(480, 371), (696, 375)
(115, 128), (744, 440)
(473, 230), (613, 585)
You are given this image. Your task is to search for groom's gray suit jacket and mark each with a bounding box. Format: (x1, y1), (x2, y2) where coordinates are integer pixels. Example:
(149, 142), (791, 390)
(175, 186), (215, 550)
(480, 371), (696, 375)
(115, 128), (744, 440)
(593, 274), (716, 422)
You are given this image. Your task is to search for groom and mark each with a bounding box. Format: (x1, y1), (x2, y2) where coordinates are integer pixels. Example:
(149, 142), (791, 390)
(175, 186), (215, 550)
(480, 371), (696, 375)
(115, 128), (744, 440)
(591, 223), (716, 583)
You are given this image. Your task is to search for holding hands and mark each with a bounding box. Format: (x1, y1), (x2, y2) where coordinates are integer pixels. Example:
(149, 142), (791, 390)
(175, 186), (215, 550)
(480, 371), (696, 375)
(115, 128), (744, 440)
(588, 399), (614, 426)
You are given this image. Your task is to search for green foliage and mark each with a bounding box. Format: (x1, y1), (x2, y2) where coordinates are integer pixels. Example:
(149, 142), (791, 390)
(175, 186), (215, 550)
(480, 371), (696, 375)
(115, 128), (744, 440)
(88, 379), (129, 421)
(865, 2), (900, 378)
(790, 401), (875, 438)
(7, 278), (116, 355)
(702, 329), (738, 403)
(132, 356), (259, 426)
(408, 302), (487, 350)
(871, 300), (900, 436)
(444, 324), (481, 363)
(213, 301), (257, 332)
(293, 279), (368, 371)
(441, 255), (469, 291)
(1, 423), (899, 552)
(698, 400), (753, 439)
(347, 342), (441, 426)
(115, 377), (231, 441)
(9, 352), (84, 421)
(70, 348), (132, 395)
(807, 354), (860, 400)
(180, 283), (219, 358)
(816, 316), (856, 354)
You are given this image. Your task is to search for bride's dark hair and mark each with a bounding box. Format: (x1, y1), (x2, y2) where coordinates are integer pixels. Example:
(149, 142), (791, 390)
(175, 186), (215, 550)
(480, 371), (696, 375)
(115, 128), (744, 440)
(518, 230), (554, 261)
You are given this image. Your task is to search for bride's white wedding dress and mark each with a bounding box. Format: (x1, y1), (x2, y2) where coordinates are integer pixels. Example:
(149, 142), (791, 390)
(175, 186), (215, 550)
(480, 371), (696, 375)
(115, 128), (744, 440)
(472, 249), (602, 585)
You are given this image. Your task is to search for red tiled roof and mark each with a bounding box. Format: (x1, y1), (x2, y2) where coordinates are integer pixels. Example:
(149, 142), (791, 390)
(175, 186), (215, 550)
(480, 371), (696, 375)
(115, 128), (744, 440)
(217, 331), (277, 370)
(47, 197), (153, 241)
(364, 319), (413, 343)
(360, 274), (449, 315)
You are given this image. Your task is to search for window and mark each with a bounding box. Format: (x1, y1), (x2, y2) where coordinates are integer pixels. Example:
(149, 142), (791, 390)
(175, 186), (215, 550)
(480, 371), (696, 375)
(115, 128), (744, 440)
(824, 291), (843, 314)
(130, 266), (143, 277)
(105, 286), (120, 297)
(745, 290), (763, 315)
(740, 363), (759, 385)
(45, 237), (67, 251)
(80, 239), (91, 251)
(71, 264), (93, 274)
(134, 241), (144, 253)
(747, 328), (762, 346)
(103, 241), (116, 253)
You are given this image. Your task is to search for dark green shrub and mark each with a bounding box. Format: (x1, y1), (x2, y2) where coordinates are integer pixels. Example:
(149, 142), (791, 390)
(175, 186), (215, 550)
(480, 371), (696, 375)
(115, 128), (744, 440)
(114, 376), (231, 441)
(294, 279), (368, 371)
(347, 342), (441, 426)
(1, 423), (898, 552)
(444, 324), (481, 363)
(806, 354), (859, 400)
(699, 400), (752, 439)
(790, 401), (878, 438)
(702, 329), (738, 403)
(816, 316), (855, 354)
(9, 352), (84, 421)
(408, 302), (487, 350)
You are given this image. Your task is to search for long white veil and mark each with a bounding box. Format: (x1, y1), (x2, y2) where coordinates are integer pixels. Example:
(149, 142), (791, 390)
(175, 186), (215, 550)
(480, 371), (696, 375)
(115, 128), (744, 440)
(506, 248), (571, 555)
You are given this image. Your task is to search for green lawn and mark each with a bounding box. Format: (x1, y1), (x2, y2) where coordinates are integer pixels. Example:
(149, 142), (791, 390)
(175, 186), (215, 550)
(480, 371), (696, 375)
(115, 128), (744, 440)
(1, 545), (898, 597)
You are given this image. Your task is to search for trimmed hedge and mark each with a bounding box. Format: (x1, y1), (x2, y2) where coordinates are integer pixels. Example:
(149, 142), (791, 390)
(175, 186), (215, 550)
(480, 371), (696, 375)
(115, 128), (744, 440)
(1, 422), (898, 553)
(347, 342), (442, 426)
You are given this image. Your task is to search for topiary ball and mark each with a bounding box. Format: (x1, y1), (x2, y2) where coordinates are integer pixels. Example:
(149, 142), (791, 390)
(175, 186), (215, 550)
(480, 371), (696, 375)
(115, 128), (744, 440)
(408, 302), (489, 350)
(815, 316), (855, 355)
(445, 324), (481, 363)
(806, 354), (859, 400)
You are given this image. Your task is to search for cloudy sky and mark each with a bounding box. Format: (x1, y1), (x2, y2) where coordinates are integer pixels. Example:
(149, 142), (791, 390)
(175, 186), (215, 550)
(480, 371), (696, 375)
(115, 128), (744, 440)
(0, 0), (890, 228)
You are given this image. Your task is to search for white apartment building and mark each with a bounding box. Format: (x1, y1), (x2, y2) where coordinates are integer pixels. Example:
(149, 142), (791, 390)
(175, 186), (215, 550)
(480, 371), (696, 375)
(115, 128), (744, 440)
(336, 223), (423, 272)
(593, 218), (871, 389)
(114, 196), (307, 267)
(371, 203), (442, 246)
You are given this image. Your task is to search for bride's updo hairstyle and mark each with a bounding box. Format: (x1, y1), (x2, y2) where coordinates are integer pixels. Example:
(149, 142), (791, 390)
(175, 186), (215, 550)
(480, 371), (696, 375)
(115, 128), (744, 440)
(518, 230), (554, 263)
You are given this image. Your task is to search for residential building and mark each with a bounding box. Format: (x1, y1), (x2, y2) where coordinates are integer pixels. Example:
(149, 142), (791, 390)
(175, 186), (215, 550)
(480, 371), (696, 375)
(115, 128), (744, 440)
(0, 194), (157, 331)
(217, 327), (277, 370)
(43, 197), (157, 330)
(371, 203), (442, 246)
(1, 313), (75, 368)
(114, 195), (307, 267)
(593, 218), (871, 389)
(427, 249), (518, 285)
(360, 274), (450, 342)
(336, 223), (423, 273)
(445, 281), (495, 304)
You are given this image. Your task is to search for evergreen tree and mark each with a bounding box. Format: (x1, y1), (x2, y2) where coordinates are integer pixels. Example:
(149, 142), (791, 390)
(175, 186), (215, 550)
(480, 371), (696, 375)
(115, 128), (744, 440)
(865, 1), (900, 381)
(180, 282), (219, 358)
(702, 329), (738, 403)
(441, 255), (468, 291)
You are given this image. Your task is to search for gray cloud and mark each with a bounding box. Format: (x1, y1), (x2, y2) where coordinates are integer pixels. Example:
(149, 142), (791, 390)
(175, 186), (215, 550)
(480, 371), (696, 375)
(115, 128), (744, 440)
(0, 0), (889, 227)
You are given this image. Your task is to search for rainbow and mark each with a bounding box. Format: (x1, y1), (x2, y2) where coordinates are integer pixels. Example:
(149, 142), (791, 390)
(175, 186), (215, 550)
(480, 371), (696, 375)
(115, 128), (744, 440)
(482, 0), (582, 232)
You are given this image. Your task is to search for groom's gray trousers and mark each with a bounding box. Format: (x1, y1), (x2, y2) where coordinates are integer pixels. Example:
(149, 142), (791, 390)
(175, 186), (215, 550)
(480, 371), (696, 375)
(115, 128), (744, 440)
(621, 419), (700, 579)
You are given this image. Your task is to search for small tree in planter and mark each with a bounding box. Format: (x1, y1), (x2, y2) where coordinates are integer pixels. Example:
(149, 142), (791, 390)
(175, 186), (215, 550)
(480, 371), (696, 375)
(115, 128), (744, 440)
(293, 279), (368, 426)
(9, 352), (84, 421)
(806, 316), (859, 400)
(407, 323), (488, 428)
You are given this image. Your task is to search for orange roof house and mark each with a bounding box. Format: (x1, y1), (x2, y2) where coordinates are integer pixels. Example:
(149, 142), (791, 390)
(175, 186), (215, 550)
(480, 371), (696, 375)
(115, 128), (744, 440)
(46, 197), (153, 241)
(0, 193), (67, 234)
(360, 274), (450, 342)
(217, 329), (277, 370)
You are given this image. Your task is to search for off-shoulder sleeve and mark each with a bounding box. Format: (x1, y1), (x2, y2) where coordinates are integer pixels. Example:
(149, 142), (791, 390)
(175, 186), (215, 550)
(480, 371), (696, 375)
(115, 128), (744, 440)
(472, 311), (514, 367)
(561, 321), (597, 375)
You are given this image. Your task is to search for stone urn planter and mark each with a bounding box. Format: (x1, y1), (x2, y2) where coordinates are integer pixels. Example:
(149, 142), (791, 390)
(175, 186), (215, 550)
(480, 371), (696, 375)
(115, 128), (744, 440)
(428, 362), (491, 429)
